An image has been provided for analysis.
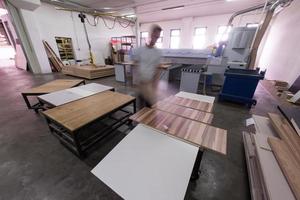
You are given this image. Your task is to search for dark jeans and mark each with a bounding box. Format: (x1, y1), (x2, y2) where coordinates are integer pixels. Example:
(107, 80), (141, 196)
(138, 94), (152, 108)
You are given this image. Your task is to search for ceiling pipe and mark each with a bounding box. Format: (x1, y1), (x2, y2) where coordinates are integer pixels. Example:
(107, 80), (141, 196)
(227, 2), (272, 26)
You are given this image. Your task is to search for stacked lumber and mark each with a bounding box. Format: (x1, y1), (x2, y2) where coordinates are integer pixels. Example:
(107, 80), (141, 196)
(163, 95), (214, 113)
(267, 113), (300, 200)
(152, 101), (214, 124)
(43, 40), (63, 72)
(130, 107), (227, 155)
(62, 65), (115, 79)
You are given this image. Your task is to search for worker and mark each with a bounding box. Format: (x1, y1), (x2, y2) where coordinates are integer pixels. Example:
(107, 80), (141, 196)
(133, 24), (162, 107)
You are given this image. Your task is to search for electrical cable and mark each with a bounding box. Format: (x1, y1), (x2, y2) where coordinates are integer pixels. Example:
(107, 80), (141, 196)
(116, 17), (132, 28)
(100, 17), (117, 29)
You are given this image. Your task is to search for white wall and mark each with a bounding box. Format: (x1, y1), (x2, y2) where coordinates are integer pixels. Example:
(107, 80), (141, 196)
(257, 0), (300, 85)
(140, 11), (262, 49)
(18, 2), (134, 73)
(33, 3), (134, 66)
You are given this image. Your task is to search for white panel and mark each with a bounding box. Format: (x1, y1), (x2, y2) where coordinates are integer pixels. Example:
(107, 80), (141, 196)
(176, 91), (215, 104)
(255, 136), (295, 200)
(114, 64), (126, 82)
(38, 83), (113, 106)
(92, 124), (198, 200)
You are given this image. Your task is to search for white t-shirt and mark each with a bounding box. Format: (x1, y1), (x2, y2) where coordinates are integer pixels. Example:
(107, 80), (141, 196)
(133, 46), (162, 82)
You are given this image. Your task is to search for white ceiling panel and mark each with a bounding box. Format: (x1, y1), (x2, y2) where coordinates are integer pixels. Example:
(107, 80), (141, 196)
(50, 0), (267, 22)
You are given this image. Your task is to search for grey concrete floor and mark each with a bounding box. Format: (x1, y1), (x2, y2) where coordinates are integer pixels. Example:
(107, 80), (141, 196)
(0, 67), (279, 200)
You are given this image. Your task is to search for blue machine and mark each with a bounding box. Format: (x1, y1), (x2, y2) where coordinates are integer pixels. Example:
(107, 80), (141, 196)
(219, 68), (265, 107)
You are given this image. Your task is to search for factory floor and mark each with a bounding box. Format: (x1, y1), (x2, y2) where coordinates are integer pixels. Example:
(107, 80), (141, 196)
(0, 67), (279, 200)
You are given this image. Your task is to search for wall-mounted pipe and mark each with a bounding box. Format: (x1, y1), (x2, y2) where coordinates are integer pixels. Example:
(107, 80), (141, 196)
(248, 0), (294, 68)
(227, 2), (271, 26)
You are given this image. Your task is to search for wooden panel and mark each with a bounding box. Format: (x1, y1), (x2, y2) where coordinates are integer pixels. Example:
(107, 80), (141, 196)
(164, 96), (213, 112)
(62, 65), (115, 79)
(268, 138), (300, 200)
(130, 108), (227, 155)
(152, 101), (213, 124)
(268, 113), (300, 164)
(43, 91), (135, 132)
(23, 79), (84, 94)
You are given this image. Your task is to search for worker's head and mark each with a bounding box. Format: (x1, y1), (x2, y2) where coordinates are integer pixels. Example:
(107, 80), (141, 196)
(148, 24), (162, 47)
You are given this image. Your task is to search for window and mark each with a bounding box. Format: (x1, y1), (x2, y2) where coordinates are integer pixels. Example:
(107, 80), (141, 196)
(193, 27), (206, 49)
(246, 23), (259, 28)
(156, 31), (163, 49)
(140, 32), (148, 46)
(170, 29), (180, 49)
(215, 26), (232, 44)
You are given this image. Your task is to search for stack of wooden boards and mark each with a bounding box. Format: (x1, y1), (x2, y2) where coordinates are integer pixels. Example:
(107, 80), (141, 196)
(62, 65), (115, 79)
(43, 40), (63, 72)
(130, 94), (227, 155)
(243, 113), (300, 200)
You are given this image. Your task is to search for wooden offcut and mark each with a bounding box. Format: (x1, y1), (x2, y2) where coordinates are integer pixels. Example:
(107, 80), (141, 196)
(62, 65), (115, 79)
(268, 138), (300, 200)
(130, 108), (227, 155)
(23, 79), (84, 94)
(163, 95), (214, 112)
(43, 40), (64, 72)
(43, 91), (135, 132)
(152, 101), (213, 124)
(268, 113), (300, 164)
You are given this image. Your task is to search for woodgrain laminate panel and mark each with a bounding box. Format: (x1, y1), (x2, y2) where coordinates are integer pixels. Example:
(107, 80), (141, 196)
(130, 108), (227, 154)
(268, 138), (300, 200)
(43, 91), (135, 132)
(164, 96), (213, 112)
(268, 113), (300, 164)
(23, 79), (84, 94)
(152, 101), (213, 124)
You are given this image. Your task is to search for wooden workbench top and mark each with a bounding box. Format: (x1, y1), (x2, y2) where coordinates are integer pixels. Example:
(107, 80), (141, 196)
(23, 79), (84, 94)
(71, 65), (114, 71)
(43, 91), (135, 132)
(163, 95), (214, 113)
(152, 101), (213, 124)
(130, 107), (227, 155)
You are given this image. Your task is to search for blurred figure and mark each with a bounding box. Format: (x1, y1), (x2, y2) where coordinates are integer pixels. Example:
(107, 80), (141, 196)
(133, 24), (162, 107)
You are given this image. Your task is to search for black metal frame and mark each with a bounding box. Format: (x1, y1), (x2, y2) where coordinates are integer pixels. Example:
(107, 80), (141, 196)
(43, 99), (136, 158)
(21, 80), (85, 113)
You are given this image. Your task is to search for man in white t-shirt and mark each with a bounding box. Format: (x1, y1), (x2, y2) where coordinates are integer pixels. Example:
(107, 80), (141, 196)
(133, 24), (162, 107)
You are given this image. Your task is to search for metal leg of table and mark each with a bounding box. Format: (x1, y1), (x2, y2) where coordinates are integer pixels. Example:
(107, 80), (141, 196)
(72, 132), (84, 158)
(203, 74), (206, 95)
(22, 94), (32, 109)
(133, 100), (137, 113)
(190, 150), (203, 181)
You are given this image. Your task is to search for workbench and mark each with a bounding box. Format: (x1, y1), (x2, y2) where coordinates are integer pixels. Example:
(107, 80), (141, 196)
(42, 91), (136, 157)
(92, 92), (227, 199)
(38, 83), (114, 108)
(21, 79), (85, 112)
(62, 65), (115, 79)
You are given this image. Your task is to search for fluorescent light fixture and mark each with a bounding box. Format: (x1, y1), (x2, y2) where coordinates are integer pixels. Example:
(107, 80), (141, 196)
(246, 23), (259, 28)
(0, 8), (8, 17)
(162, 5), (184, 11)
(103, 7), (111, 10)
(126, 14), (136, 18)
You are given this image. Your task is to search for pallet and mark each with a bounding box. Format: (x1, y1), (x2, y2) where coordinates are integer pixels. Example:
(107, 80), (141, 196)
(62, 65), (115, 79)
